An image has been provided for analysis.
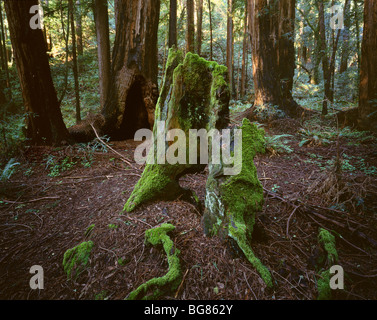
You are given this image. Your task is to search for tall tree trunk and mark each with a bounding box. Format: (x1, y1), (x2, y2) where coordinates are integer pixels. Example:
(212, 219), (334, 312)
(208, 0), (213, 60)
(99, 0), (160, 140)
(4, 0), (70, 145)
(249, 0), (280, 107)
(226, 0), (234, 97)
(249, 0), (301, 117)
(196, 0), (203, 55)
(168, 0), (177, 48)
(186, 0), (195, 53)
(75, 0), (83, 56)
(69, 0), (81, 124)
(318, 0), (330, 115)
(93, 0), (111, 109)
(0, 1), (10, 96)
(278, 0), (297, 107)
(339, 0), (351, 74)
(240, 0), (248, 99)
(358, 0), (377, 131)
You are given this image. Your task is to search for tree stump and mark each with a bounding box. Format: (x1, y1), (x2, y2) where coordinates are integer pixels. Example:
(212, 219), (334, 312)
(124, 49), (230, 212)
(203, 118), (273, 288)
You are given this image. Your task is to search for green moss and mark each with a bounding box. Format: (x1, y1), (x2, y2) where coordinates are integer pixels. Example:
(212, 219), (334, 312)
(316, 229), (340, 300)
(124, 51), (229, 212)
(318, 228), (338, 265)
(124, 164), (178, 212)
(126, 224), (182, 300)
(218, 119), (272, 287)
(84, 224), (95, 238)
(63, 241), (94, 280)
(317, 269), (332, 300)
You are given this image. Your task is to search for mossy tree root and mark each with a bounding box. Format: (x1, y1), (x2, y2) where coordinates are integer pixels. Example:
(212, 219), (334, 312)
(203, 118), (273, 288)
(126, 224), (182, 300)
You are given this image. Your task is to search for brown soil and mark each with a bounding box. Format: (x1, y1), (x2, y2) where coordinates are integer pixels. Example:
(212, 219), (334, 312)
(1, 120), (377, 300)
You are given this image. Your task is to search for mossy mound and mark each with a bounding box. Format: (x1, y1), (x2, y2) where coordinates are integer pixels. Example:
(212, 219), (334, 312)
(318, 228), (338, 266)
(124, 49), (229, 212)
(316, 228), (339, 300)
(203, 118), (273, 288)
(63, 241), (94, 280)
(126, 224), (182, 300)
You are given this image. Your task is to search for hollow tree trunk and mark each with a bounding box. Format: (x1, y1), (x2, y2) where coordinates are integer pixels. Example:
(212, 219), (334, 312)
(102, 0), (160, 139)
(4, 0), (70, 145)
(69, 0), (160, 142)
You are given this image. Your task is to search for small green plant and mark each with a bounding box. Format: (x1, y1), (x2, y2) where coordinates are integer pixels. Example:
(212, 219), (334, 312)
(108, 224), (118, 230)
(45, 155), (76, 177)
(265, 134), (294, 155)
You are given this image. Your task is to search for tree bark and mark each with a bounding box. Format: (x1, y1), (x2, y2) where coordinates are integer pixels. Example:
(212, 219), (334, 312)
(125, 49), (230, 213)
(240, 0), (248, 99)
(249, 0), (281, 108)
(208, 0), (213, 60)
(4, 0), (70, 145)
(69, 0), (81, 124)
(93, 0), (111, 109)
(358, 0), (377, 131)
(186, 0), (195, 53)
(318, 0), (330, 115)
(339, 0), (351, 74)
(75, 0), (83, 56)
(226, 0), (234, 97)
(168, 0), (177, 48)
(196, 0), (203, 55)
(101, 0), (160, 140)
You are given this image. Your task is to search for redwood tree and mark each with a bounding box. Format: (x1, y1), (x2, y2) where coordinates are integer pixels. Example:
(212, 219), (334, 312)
(93, 0), (111, 109)
(186, 0), (195, 53)
(358, 0), (377, 131)
(168, 0), (177, 48)
(4, 0), (70, 145)
(101, 0), (160, 139)
(249, 0), (301, 118)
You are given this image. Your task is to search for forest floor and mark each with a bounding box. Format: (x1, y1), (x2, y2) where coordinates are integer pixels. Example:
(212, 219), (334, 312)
(0, 114), (377, 300)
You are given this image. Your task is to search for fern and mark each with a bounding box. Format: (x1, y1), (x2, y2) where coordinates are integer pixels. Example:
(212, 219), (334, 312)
(1, 158), (20, 181)
(265, 134), (294, 155)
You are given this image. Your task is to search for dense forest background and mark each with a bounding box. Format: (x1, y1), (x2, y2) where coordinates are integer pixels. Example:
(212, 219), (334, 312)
(0, 0), (377, 301)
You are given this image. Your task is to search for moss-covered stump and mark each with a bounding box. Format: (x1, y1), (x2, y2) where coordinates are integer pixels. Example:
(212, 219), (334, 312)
(62, 241), (94, 280)
(202, 118), (273, 288)
(126, 224), (182, 300)
(124, 49), (230, 212)
(316, 228), (339, 300)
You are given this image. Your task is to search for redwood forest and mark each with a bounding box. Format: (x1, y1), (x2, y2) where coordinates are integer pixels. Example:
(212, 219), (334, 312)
(0, 0), (377, 302)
